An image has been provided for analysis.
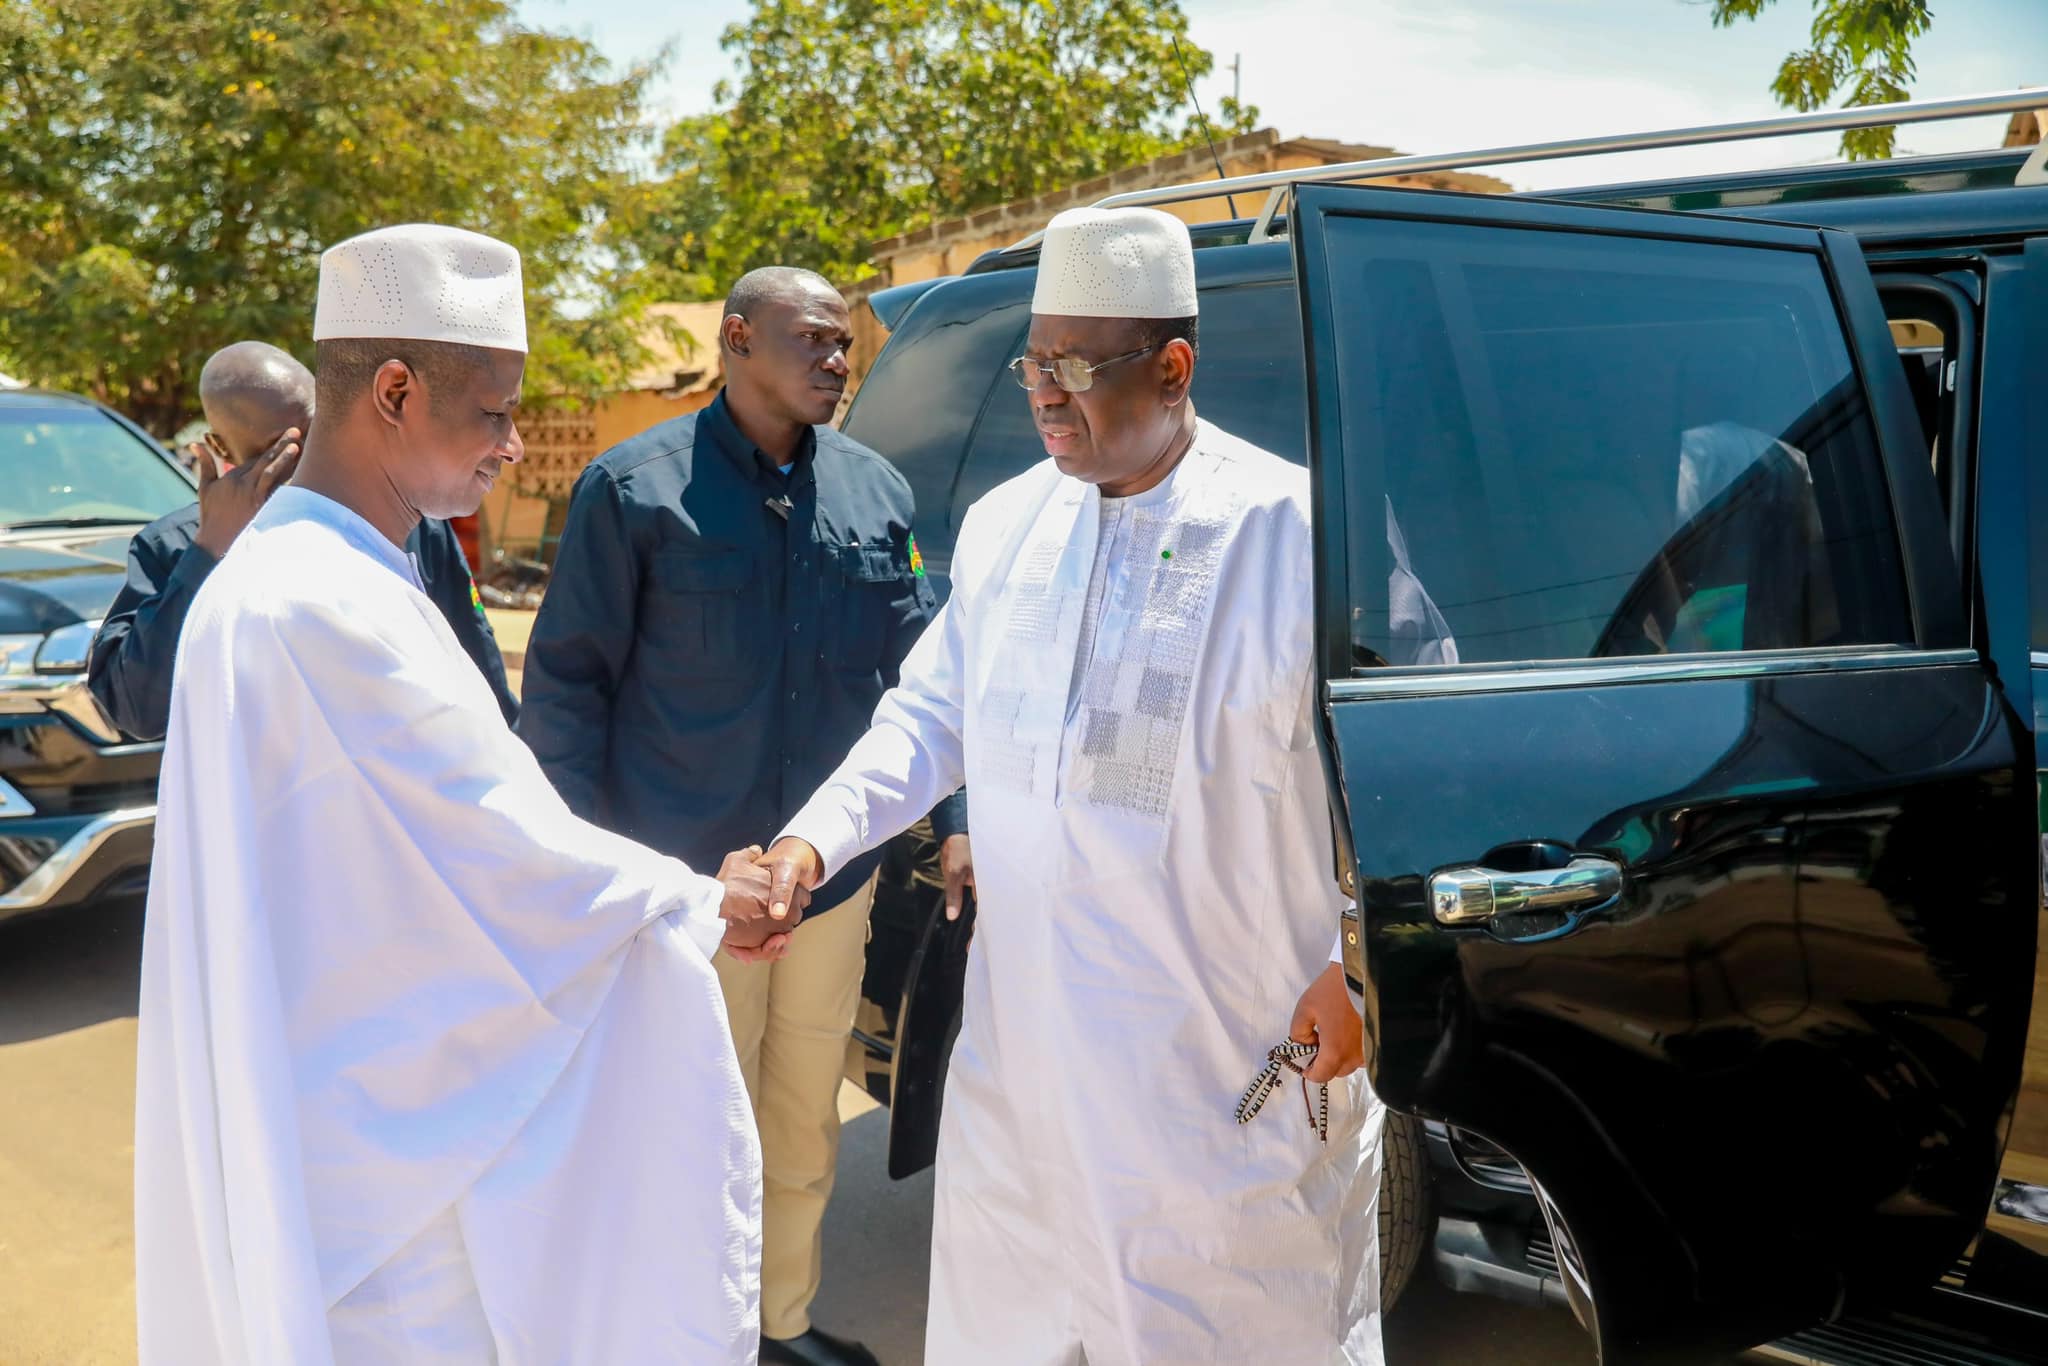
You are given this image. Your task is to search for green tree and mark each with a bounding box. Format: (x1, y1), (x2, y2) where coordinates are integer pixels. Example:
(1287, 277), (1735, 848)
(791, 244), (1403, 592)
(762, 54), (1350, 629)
(0, 0), (660, 435)
(1707, 0), (1935, 159)
(619, 0), (1258, 296)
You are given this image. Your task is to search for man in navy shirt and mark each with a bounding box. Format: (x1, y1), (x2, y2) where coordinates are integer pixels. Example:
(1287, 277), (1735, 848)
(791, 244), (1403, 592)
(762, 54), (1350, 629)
(520, 268), (965, 1366)
(88, 341), (517, 740)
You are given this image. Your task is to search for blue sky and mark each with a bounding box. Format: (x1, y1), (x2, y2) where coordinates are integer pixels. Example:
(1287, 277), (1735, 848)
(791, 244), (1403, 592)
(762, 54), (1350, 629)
(515, 0), (2046, 189)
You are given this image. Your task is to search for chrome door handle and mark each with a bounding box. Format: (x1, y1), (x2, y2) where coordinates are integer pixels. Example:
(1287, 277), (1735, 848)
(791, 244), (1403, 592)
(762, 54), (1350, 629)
(1431, 856), (1623, 926)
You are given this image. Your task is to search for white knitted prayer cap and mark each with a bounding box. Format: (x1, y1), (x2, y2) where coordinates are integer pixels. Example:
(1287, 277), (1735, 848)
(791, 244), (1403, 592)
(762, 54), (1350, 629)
(1032, 207), (1197, 319)
(314, 224), (527, 353)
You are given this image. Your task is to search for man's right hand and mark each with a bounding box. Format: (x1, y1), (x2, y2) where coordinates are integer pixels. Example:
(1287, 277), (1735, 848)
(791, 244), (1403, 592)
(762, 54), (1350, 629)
(715, 845), (802, 963)
(759, 837), (824, 924)
(194, 428), (300, 558)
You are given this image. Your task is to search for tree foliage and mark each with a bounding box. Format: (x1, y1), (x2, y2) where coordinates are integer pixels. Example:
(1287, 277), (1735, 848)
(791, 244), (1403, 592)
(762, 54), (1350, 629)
(619, 0), (1258, 298)
(0, 0), (659, 435)
(1707, 0), (1935, 159)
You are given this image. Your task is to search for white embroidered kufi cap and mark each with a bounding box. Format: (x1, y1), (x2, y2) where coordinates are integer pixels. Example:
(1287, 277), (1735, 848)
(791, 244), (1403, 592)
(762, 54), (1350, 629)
(314, 224), (527, 353)
(1032, 207), (1197, 319)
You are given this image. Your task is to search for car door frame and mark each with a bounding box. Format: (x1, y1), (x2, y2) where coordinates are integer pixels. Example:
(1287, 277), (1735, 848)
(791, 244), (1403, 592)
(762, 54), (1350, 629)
(1292, 183), (2036, 1361)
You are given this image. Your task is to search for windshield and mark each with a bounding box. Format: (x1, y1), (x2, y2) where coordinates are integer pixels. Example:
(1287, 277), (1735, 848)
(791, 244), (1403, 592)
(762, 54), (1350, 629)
(0, 407), (195, 529)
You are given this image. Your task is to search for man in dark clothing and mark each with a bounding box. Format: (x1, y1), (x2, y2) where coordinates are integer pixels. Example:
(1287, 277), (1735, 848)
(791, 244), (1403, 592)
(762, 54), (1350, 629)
(87, 341), (517, 740)
(520, 267), (964, 1366)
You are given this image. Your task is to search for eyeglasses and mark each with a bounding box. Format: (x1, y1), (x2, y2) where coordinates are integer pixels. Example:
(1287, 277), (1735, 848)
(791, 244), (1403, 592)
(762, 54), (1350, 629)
(1007, 344), (1160, 393)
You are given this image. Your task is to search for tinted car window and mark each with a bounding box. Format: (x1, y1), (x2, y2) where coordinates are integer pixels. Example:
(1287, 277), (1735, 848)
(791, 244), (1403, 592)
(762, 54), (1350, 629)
(1324, 219), (1913, 667)
(944, 334), (1032, 547)
(1188, 283), (1308, 461)
(1, 407), (194, 527)
(951, 281), (1309, 537)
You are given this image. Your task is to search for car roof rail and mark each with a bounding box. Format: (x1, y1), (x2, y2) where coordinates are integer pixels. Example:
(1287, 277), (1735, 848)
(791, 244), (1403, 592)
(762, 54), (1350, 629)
(1001, 85), (2048, 251)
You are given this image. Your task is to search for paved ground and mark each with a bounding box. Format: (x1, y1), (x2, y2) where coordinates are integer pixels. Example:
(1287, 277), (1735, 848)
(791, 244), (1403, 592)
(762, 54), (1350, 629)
(0, 892), (1606, 1365)
(0, 897), (143, 1366)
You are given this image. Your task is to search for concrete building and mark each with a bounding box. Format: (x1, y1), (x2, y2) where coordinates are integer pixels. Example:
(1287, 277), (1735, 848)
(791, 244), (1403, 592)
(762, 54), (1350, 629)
(473, 300), (726, 566)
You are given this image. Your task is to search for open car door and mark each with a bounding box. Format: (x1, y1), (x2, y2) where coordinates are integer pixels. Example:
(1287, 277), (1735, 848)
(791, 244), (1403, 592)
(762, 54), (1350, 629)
(1292, 184), (2037, 1362)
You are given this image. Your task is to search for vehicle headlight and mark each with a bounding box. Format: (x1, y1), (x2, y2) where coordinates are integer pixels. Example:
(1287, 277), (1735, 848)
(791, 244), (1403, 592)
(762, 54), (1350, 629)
(33, 619), (102, 675)
(0, 634), (44, 678)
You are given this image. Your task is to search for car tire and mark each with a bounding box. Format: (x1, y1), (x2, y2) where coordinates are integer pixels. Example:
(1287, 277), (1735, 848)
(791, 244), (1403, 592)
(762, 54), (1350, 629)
(1379, 1109), (1431, 1313)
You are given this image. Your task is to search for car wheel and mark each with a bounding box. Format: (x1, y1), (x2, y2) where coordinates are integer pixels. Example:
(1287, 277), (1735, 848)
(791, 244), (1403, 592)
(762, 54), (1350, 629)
(1379, 1109), (1432, 1313)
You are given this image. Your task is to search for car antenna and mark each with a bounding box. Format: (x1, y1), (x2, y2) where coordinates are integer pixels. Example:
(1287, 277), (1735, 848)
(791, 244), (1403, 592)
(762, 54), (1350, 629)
(1170, 37), (1240, 219)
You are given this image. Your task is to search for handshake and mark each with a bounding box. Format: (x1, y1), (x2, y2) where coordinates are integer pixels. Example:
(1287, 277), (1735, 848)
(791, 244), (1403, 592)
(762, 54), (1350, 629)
(713, 837), (825, 963)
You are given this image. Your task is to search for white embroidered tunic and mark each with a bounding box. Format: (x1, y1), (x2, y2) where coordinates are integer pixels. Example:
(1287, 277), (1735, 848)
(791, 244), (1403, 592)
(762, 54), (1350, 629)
(786, 421), (1384, 1365)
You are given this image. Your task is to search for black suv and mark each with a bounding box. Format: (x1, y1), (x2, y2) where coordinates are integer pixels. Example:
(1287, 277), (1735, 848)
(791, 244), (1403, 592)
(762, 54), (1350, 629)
(839, 107), (2048, 1363)
(0, 391), (193, 921)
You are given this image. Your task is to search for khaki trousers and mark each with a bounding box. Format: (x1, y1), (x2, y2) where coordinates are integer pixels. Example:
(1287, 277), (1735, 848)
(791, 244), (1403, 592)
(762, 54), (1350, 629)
(713, 874), (877, 1341)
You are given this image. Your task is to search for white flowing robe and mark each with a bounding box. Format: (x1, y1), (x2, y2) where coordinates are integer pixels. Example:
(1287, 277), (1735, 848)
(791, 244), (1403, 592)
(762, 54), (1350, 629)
(135, 487), (761, 1365)
(785, 422), (1383, 1365)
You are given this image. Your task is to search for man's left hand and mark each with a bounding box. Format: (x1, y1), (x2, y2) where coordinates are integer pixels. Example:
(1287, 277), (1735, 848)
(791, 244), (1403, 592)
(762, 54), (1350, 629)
(940, 833), (974, 921)
(1289, 962), (1365, 1084)
(722, 926), (791, 964)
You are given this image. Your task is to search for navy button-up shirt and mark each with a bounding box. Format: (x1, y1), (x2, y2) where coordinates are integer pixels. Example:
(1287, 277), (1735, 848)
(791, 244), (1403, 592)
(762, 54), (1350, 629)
(88, 503), (516, 741)
(519, 393), (964, 914)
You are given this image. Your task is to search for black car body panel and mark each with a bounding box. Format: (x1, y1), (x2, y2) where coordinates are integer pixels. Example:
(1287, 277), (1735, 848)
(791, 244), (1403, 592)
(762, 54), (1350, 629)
(1323, 664), (2030, 1355)
(0, 538), (132, 629)
(0, 391), (192, 922)
(1560, 147), (2039, 218)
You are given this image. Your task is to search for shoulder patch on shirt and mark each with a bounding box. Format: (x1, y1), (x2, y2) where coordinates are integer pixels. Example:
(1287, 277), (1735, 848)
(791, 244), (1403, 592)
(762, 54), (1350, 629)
(908, 534), (925, 578)
(469, 576), (486, 620)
